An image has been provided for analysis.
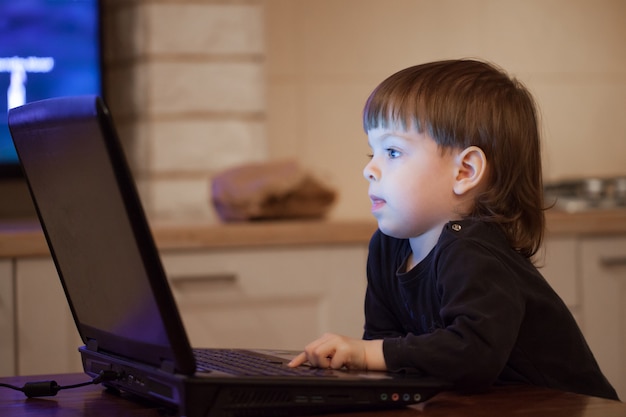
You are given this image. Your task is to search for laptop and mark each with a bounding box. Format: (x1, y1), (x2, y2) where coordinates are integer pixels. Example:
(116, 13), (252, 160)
(8, 95), (448, 417)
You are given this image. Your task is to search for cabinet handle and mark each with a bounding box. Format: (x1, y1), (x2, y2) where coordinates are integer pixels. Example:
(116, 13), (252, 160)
(599, 257), (626, 268)
(170, 273), (238, 286)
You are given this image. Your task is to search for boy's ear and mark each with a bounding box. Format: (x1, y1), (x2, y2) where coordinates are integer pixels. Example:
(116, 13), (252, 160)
(453, 146), (487, 196)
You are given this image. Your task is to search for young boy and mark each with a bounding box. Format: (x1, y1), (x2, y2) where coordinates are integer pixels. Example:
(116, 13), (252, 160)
(288, 59), (619, 400)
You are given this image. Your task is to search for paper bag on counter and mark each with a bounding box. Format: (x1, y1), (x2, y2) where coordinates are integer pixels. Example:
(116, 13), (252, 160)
(211, 160), (336, 221)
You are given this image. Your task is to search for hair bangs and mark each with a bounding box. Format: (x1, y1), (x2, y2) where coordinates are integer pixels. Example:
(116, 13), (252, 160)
(362, 74), (429, 134)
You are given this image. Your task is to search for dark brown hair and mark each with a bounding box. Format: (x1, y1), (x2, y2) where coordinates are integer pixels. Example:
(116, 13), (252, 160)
(363, 59), (545, 258)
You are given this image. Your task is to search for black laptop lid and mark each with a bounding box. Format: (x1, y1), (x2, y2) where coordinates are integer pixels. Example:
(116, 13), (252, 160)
(8, 95), (196, 374)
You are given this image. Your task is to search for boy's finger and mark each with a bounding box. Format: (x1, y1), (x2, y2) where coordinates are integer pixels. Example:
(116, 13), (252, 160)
(287, 351), (308, 368)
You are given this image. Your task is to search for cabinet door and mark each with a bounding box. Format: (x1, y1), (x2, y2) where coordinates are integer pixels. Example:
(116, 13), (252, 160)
(15, 258), (82, 375)
(580, 237), (626, 401)
(537, 237), (581, 320)
(162, 245), (368, 351)
(0, 260), (14, 376)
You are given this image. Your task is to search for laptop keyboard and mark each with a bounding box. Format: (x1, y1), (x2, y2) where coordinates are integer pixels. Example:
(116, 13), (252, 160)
(193, 349), (332, 377)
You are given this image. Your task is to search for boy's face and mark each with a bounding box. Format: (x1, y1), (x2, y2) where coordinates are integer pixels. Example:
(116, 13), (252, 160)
(363, 127), (461, 241)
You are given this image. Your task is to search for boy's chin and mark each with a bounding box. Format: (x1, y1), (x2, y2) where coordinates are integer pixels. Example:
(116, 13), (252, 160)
(377, 221), (409, 239)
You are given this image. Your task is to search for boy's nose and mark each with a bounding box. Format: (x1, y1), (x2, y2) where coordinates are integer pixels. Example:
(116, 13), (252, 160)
(363, 161), (378, 182)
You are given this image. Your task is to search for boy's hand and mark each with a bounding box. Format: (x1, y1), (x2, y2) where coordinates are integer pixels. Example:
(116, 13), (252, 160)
(287, 333), (386, 371)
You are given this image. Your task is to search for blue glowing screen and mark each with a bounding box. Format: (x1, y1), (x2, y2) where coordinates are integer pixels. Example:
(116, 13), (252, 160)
(0, 0), (101, 170)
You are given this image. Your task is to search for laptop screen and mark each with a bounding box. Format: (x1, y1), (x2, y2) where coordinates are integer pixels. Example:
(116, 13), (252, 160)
(8, 96), (196, 374)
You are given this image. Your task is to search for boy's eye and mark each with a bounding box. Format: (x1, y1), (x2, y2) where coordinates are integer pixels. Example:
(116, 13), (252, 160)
(366, 153), (373, 159)
(386, 149), (400, 159)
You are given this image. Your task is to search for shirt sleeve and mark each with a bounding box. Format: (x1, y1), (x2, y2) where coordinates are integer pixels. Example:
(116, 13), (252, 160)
(383, 237), (526, 390)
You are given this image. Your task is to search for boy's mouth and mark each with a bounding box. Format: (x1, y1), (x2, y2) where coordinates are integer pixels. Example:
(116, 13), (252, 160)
(369, 195), (386, 212)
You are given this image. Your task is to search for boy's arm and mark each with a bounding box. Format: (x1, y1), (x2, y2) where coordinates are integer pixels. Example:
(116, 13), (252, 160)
(288, 333), (386, 371)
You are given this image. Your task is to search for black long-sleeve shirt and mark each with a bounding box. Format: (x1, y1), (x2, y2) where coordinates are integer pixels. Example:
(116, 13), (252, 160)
(363, 220), (618, 400)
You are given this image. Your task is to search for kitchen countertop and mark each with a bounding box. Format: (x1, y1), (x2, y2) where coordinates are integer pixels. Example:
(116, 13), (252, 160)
(0, 219), (378, 258)
(1, 209), (626, 258)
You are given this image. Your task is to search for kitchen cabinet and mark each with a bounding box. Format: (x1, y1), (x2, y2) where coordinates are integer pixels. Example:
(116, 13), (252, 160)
(0, 260), (14, 376)
(579, 237), (626, 401)
(161, 245), (368, 350)
(537, 237), (581, 320)
(14, 258), (82, 375)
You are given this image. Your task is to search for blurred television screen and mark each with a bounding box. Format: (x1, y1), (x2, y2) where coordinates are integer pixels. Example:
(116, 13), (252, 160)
(0, 0), (101, 176)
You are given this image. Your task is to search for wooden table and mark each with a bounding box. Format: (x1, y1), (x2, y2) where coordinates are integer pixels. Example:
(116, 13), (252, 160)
(0, 373), (624, 417)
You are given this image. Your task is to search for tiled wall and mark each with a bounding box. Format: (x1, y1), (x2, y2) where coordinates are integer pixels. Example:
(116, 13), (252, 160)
(103, 0), (266, 223)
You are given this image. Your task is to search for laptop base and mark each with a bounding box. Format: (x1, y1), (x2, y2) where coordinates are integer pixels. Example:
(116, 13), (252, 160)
(81, 347), (444, 417)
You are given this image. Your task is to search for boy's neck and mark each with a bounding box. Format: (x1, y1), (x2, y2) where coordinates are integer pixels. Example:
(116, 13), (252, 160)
(406, 220), (450, 270)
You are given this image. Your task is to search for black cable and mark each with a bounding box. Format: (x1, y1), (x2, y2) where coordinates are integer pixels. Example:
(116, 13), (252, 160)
(0, 370), (121, 398)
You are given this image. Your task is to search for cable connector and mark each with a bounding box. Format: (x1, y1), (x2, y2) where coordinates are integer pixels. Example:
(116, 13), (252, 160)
(92, 370), (122, 384)
(22, 380), (61, 398)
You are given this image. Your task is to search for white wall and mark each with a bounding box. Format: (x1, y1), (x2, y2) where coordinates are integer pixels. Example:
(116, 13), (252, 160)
(265, 0), (626, 220)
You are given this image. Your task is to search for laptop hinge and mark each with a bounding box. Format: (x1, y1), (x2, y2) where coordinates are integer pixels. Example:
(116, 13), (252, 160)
(86, 339), (99, 352)
(160, 359), (175, 374)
